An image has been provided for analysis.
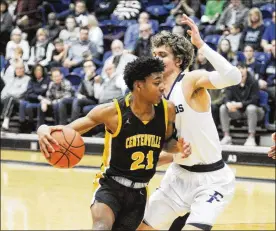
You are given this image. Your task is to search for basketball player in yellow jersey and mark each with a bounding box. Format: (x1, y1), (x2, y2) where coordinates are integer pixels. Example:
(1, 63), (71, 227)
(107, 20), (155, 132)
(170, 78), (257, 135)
(37, 57), (191, 230)
(138, 15), (242, 231)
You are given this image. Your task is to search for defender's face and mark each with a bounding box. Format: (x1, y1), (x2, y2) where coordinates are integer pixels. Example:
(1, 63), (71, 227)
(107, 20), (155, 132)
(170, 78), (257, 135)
(152, 46), (180, 77)
(140, 72), (164, 104)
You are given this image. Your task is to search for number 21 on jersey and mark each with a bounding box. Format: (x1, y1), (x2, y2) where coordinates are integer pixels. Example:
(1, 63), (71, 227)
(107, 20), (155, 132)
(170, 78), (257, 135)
(130, 150), (154, 170)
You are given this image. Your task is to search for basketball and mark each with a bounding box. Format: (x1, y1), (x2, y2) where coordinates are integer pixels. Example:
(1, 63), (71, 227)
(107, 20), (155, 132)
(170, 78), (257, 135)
(43, 126), (85, 168)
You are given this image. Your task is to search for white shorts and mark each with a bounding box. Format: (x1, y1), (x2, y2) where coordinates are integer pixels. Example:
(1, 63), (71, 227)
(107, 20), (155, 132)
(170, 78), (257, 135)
(144, 163), (235, 229)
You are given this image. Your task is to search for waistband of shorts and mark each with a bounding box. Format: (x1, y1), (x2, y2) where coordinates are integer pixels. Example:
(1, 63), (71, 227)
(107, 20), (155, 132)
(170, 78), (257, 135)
(110, 176), (148, 189)
(179, 159), (225, 172)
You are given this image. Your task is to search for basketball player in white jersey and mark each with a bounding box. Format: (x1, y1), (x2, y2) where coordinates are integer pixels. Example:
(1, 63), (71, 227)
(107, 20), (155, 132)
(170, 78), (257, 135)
(138, 15), (242, 231)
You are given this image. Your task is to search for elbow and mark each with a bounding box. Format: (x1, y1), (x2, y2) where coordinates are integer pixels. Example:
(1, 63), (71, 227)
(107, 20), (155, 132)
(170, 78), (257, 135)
(228, 66), (242, 86)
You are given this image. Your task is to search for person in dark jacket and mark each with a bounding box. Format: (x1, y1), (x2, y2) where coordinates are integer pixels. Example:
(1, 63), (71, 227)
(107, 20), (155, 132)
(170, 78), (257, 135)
(70, 60), (98, 121)
(219, 62), (265, 146)
(133, 23), (152, 58)
(19, 64), (50, 132)
(94, 0), (117, 21)
(45, 13), (62, 43)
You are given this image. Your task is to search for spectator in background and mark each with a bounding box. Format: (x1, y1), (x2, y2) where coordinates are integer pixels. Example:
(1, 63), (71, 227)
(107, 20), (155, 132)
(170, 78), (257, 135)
(45, 13), (62, 43)
(261, 10), (276, 52)
(0, 0), (13, 55)
(94, 59), (126, 105)
(49, 38), (69, 68)
(216, 0), (249, 34)
(220, 23), (243, 52)
(112, 0), (141, 20)
(102, 39), (137, 80)
(262, 39), (276, 102)
(73, 0), (88, 26)
(220, 62), (264, 146)
(243, 45), (263, 80)
(71, 60), (98, 121)
(133, 23), (152, 58)
(6, 28), (30, 61)
(28, 28), (55, 68)
(87, 15), (104, 56)
(172, 25), (185, 37)
(239, 8), (265, 51)
(201, 0), (225, 25)
(217, 38), (235, 63)
(1, 61), (30, 130)
(3, 47), (29, 79)
(193, 48), (214, 71)
(59, 16), (80, 46)
(171, 0), (201, 18)
(19, 64), (50, 132)
(37, 68), (74, 126)
(124, 12), (153, 52)
(63, 26), (98, 69)
(94, 0), (117, 21)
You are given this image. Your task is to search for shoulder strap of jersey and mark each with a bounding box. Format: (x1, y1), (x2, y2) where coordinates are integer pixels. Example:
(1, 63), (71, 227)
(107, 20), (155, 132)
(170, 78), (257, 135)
(111, 98), (122, 138)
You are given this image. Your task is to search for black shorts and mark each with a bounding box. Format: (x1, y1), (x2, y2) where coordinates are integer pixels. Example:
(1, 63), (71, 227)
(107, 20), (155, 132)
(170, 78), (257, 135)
(93, 176), (147, 231)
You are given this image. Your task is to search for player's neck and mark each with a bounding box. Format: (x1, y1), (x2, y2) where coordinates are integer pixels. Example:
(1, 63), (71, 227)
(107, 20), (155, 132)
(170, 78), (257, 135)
(163, 69), (182, 96)
(130, 94), (154, 118)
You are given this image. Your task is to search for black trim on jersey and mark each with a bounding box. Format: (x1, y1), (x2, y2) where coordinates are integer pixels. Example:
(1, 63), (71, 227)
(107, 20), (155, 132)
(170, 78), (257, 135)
(164, 72), (185, 100)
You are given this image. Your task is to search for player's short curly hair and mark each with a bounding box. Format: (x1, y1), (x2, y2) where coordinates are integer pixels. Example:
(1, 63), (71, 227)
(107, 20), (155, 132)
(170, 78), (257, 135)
(124, 57), (165, 91)
(151, 31), (194, 70)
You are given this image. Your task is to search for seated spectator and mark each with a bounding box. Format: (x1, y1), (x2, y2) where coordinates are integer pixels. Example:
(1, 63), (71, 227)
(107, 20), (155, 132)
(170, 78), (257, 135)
(5, 28), (30, 61)
(124, 12), (153, 51)
(63, 26), (98, 69)
(28, 28), (55, 68)
(261, 10), (276, 52)
(243, 45), (263, 80)
(220, 23), (243, 52)
(112, 0), (141, 20)
(193, 48), (214, 71)
(71, 60), (98, 121)
(45, 13), (62, 43)
(87, 15), (104, 55)
(19, 64), (50, 132)
(1, 61), (30, 130)
(102, 39), (137, 80)
(0, 0), (13, 55)
(262, 39), (276, 103)
(15, 0), (43, 44)
(59, 15), (80, 47)
(216, 0), (249, 34)
(171, 0), (201, 18)
(94, 0), (117, 21)
(239, 8), (265, 51)
(3, 47), (29, 78)
(49, 38), (69, 68)
(94, 60), (126, 105)
(133, 23), (152, 58)
(72, 0), (88, 26)
(220, 62), (265, 146)
(217, 38), (235, 63)
(37, 68), (74, 126)
(201, 0), (225, 25)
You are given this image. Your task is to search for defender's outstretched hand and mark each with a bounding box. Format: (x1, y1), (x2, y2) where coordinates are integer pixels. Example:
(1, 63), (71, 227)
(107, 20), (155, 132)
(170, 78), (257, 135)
(181, 14), (204, 49)
(177, 137), (192, 158)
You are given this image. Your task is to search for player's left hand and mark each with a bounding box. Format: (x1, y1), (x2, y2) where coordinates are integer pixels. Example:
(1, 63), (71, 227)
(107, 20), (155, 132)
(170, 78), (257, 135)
(181, 14), (204, 49)
(177, 137), (192, 158)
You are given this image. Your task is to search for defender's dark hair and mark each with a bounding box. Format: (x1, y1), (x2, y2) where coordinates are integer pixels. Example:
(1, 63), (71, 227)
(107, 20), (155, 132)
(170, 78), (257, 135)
(124, 57), (165, 91)
(151, 31), (194, 70)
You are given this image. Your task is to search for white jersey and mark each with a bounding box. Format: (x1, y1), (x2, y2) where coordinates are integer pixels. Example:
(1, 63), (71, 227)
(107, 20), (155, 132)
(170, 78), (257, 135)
(166, 73), (222, 165)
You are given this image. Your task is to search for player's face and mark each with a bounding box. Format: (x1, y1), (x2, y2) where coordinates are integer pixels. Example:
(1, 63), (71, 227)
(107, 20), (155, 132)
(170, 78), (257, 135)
(142, 72), (164, 104)
(152, 46), (181, 77)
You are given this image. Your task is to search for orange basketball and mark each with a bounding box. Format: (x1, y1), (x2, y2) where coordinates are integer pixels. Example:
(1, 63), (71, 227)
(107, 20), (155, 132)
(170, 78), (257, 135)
(43, 127), (85, 168)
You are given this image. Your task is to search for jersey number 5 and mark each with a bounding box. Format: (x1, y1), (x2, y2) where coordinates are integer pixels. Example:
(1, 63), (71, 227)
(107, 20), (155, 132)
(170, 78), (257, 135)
(130, 151), (154, 170)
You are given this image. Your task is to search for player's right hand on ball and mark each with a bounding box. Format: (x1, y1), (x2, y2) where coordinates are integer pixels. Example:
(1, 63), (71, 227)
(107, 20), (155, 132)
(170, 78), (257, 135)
(37, 125), (63, 158)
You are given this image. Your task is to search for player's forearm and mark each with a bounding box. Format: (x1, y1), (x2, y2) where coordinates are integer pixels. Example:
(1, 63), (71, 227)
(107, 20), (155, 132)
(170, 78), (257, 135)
(157, 151), (173, 167)
(67, 116), (97, 135)
(199, 43), (241, 88)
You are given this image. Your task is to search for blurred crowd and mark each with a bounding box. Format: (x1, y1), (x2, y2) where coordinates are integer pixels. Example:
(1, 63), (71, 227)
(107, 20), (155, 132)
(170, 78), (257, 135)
(0, 0), (275, 146)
